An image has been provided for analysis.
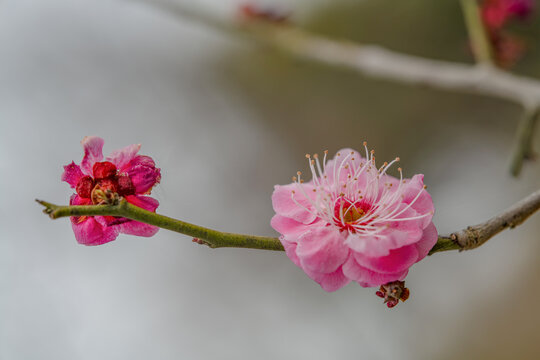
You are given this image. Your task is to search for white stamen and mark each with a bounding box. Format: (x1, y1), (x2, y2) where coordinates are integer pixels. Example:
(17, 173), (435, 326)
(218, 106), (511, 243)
(290, 147), (432, 237)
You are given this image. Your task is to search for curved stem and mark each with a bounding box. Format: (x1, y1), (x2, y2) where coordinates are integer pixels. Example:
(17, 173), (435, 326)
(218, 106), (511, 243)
(36, 199), (284, 251)
(37, 189), (540, 255)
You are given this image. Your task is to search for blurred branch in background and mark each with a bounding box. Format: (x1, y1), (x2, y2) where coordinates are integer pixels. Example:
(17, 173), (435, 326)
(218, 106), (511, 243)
(37, 188), (540, 255)
(137, 0), (539, 175)
(510, 108), (539, 176)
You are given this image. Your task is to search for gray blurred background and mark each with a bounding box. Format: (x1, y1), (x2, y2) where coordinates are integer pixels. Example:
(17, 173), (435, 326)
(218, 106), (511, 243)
(1, 0), (539, 359)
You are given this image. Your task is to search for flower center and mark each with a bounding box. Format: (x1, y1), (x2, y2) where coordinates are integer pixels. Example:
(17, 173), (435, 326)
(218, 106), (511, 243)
(91, 179), (119, 205)
(334, 198), (371, 231)
(75, 162), (136, 203)
(343, 205), (364, 223)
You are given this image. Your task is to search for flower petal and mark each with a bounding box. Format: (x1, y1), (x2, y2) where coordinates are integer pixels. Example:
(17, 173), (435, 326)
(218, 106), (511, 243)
(345, 227), (423, 257)
(272, 183), (317, 224)
(402, 174), (434, 228)
(70, 194), (91, 206)
(353, 244), (419, 274)
(117, 195), (160, 237)
(342, 256), (408, 287)
(125, 155), (161, 194)
(80, 136), (104, 175)
(117, 220), (159, 237)
(68, 195), (118, 245)
(296, 226), (349, 274)
(279, 236), (301, 267)
(125, 195), (159, 212)
(71, 216), (119, 246)
(106, 143), (141, 171)
(271, 214), (311, 238)
(388, 206), (424, 233)
(93, 215), (130, 227)
(304, 266), (350, 292)
(414, 222), (438, 260)
(61, 162), (84, 188)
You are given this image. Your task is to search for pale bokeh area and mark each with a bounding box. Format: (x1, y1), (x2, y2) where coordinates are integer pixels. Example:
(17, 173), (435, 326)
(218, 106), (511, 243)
(1, 0), (540, 359)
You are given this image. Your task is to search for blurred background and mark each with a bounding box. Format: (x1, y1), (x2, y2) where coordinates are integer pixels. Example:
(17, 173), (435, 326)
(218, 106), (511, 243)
(1, 0), (539, 359)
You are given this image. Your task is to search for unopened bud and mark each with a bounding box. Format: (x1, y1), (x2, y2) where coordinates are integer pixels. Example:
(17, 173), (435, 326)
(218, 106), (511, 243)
(375, 281), (410, 309)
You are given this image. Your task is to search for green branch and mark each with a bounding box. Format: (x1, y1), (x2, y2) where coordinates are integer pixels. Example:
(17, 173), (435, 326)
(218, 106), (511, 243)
(36, 199), (284, 251)
(37, 189), (540, 255)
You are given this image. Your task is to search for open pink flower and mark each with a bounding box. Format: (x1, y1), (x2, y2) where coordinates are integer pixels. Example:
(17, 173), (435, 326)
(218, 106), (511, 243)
(61, 136), (161, 245)
(271, 145), (437, 292)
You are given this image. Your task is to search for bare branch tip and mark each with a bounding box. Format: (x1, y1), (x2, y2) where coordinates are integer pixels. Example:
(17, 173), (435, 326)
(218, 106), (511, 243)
(36, 199), (62, 219)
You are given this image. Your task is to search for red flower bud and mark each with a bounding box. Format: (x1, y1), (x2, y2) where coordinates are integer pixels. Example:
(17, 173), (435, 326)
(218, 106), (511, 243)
(76, 176), (94, 199)
(375, 281), (410, 308)
(93, 161), (117, 179)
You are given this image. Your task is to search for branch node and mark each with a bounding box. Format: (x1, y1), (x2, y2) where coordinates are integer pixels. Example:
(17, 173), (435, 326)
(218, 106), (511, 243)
(192, 238), (217, 248)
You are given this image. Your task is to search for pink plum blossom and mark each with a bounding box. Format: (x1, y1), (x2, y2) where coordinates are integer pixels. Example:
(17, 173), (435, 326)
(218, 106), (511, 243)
(62, 136), (161, 245)
(271, 145), (437, 292)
